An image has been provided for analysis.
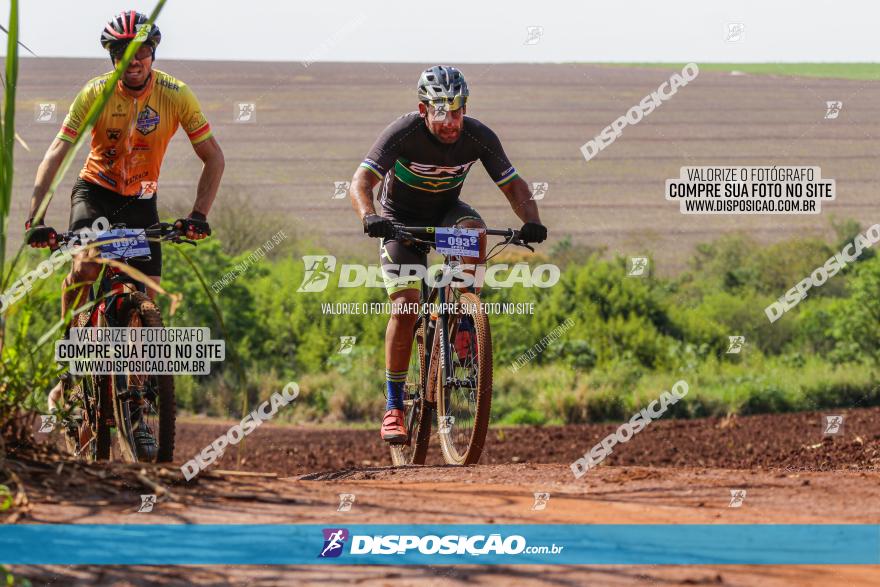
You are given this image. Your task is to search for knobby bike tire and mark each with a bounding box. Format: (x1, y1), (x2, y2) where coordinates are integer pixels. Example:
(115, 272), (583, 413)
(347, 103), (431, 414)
(436, 291), (492, 465)
(390, 324), (434, 465)
(112, 292), (176, 463)
(66, 311), (112, 461)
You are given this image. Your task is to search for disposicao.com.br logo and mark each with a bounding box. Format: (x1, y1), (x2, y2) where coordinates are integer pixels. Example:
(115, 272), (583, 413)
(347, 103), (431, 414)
(297, 255), (560, 292)
(317, 528), (563, 558)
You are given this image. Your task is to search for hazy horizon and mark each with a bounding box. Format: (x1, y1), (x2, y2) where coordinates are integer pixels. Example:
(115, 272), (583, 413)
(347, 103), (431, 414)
(2, 1), (879, 63)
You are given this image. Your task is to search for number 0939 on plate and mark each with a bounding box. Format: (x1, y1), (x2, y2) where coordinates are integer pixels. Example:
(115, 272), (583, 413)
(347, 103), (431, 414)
(435, 227), (481, 257)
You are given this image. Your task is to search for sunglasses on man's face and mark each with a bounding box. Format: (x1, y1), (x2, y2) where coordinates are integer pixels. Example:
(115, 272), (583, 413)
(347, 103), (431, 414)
(112, 45), (153, 63)
(428, 95), (466, 111)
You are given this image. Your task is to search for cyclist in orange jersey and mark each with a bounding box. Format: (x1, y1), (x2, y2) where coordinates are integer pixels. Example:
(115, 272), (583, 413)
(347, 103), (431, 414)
(26, 12), (225, 451)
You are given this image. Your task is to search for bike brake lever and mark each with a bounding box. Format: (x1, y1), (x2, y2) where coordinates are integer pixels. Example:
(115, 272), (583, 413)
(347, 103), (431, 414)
(513, 239), (535, 252)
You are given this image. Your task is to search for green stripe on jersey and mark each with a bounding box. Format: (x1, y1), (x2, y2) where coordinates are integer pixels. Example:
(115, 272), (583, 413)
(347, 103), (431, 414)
(393, 159), (470, 192)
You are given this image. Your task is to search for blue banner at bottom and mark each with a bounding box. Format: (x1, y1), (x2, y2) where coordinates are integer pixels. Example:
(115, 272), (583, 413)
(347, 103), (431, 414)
(1, 525), (878, 565)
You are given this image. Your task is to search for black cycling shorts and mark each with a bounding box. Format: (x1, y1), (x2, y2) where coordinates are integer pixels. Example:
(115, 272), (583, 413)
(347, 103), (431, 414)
(378, 200), (484, 295)
(68, 178), (162, 276)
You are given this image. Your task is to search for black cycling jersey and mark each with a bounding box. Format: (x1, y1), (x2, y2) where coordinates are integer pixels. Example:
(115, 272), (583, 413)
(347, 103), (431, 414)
(360, 112), (519, 222)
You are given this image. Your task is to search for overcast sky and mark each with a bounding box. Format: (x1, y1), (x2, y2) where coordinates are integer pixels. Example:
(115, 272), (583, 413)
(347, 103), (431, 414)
(1, 0), (878, 62)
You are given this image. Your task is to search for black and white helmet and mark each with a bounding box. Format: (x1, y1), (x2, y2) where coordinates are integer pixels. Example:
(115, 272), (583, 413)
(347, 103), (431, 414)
(417, 66), (469, 109)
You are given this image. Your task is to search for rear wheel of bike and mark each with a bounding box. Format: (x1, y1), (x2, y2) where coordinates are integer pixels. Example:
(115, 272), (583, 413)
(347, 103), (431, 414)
(435, 291), (492, 465)
(112, 292), (176, 463)
(390, 324), (433, 466)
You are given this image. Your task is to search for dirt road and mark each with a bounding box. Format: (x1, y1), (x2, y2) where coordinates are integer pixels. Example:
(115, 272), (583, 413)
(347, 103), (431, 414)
(6, 407), (880, 585)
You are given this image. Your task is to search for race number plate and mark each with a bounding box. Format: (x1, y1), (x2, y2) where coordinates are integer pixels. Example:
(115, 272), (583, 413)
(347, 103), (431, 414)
(95, 228), (151, 260)
(435, 227), (481, 257)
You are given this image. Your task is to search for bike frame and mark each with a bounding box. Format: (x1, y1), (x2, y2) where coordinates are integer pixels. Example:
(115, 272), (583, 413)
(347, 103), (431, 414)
(414, 257), (476, 404)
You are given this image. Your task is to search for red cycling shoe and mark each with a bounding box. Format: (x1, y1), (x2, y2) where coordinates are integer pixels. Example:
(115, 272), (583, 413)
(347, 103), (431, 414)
(381, 408), (407, 444)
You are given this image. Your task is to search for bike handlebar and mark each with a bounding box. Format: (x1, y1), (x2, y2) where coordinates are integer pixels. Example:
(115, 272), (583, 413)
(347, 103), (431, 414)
(364, 224), (536, 252)
(57, 222), (198, 247)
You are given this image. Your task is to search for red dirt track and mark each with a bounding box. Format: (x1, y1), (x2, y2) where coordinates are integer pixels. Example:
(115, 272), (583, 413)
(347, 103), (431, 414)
(170, 406), (880, 476)
(9, 406), (880, 585)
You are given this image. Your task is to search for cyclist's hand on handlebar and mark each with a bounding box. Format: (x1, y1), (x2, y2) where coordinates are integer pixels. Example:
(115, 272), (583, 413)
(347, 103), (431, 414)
(25, 218), (58, 249)
(175, 212), (211, 240)
(519, 221), (547, 244)
(363, 214), (395, 239)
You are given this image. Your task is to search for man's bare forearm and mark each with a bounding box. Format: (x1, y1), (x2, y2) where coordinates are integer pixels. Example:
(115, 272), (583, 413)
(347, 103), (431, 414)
(29, 138), (71, 221)
(350, 167), (380, 222)
(501, 177), (542, 224)
(192, 156), (223, 215)
(192, 137), (224, 216)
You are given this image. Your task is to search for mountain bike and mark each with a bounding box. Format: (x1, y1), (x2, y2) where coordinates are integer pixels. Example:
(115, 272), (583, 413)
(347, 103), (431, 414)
(57, 222), (196, 463)
(375, 225), (535, 466)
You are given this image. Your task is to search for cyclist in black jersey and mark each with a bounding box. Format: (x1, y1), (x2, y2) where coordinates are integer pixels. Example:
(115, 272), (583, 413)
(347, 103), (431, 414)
(349, 65), (547, 443)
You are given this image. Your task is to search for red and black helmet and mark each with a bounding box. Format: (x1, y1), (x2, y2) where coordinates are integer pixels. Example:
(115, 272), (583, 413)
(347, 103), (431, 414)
(100, 11), (161, 55)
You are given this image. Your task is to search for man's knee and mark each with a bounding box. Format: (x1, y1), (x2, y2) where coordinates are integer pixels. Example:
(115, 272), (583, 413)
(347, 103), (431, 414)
(389, 289), (420, 324)
(454, 218), (487, 265)
(68, 257), (101, 285)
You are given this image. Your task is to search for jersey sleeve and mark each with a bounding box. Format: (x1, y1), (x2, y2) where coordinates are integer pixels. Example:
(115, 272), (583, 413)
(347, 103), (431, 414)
(57, 81), (99, 143)
(471, 121), (519, 187)
(178, 84), (213, 145)
(360, 114), (419, 179)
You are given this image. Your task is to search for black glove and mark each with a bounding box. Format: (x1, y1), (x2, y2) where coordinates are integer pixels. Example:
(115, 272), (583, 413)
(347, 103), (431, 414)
(519, 222), (547, 244)
(363, 214), (395, 239)
(25, 218), (57, 249)
(175, 212), (211, 239)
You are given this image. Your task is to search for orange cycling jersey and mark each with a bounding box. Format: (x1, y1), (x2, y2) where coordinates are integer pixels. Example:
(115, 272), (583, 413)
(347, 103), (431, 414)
(57, 69), (213, 197)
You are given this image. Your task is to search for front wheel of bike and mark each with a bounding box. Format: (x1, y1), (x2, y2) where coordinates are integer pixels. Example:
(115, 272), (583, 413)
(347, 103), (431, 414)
(435, 291), (492, 465)
(64, 312), (112, 461)
(390, 324), (433, 466)
(112, 292), (176, 463)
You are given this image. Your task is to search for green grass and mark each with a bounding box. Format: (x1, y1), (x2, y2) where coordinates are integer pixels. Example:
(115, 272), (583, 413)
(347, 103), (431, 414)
(489, 355), (880, 426)
(606, 63), (880, 81)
